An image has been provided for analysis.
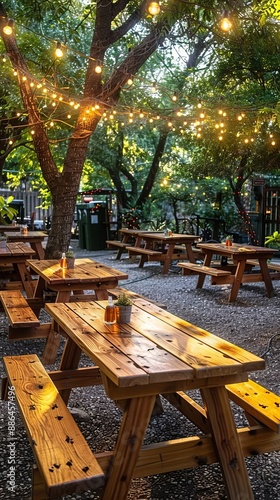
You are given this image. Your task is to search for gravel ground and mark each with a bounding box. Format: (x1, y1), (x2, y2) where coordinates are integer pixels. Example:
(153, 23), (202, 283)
(0, 240), (280, 500)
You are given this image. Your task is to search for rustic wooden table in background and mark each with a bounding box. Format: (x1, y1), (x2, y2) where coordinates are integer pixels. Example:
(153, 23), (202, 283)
(179, 242), (277, 302)
(0, 242), (36, 297)
(4, 230), (47, 259)
(127, 232), (199, 274)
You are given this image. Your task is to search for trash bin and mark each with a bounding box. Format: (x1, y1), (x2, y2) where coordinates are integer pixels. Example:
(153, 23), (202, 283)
(77, 202), (107, 251)
(77, 203), (88, 249)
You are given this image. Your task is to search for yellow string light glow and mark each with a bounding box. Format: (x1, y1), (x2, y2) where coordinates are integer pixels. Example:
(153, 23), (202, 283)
(55, 42), (64, 58)
(220, 11), (232, 32)
(3, 19), (14, 36)
(148, 2), (161, 16)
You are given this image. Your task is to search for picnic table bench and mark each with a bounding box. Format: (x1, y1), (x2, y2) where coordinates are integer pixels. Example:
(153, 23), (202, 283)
(106, 228), (149, 259)
(0, 289), (51, 341)
(3, 354), (105, 499)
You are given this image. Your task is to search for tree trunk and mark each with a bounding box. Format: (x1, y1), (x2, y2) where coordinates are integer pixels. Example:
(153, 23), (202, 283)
(228, 164), (259, 245)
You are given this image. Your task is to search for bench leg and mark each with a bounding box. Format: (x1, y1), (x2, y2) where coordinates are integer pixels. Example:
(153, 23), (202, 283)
(201, 386), (254, 499)
(139, 254), (148, 268)
(32, 466), (47, 500)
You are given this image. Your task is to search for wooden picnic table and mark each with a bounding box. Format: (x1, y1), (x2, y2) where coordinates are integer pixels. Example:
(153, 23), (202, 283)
(44, 298), (267, 499)
(4, 230), (47, 259)
(27, 257), (128, 303)
(180, 242), (277, 302)
(127, 232), (198, 274)
(0, 242), (36, 297)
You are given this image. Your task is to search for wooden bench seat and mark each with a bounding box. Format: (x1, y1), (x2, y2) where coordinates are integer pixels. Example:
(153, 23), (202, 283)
(106, 240), (135, 259)
(0, 290), (40, 328)
(226, 379), (280, 433)
(3, 354), (105, 499)
(0, 290), (51, 341)
(126, 246), (162, 257)
(246, 259), (280, 272)
(164, 379), (280, 436)
(177, 262), (231, 277)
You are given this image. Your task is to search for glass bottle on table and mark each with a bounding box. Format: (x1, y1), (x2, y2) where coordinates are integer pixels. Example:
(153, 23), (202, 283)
(60, 252), (67, 268)
(104, 296), (116, 325)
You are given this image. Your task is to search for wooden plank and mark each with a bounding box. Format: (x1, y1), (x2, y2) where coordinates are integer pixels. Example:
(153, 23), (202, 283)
(67, 301), (242, 381)
(8, 323), (52, 341)
(3, 354), (105, 498)
(95, 425), (280, 479)
(226, 379), (280, 433)
(129, 299), (265, 373)
(126, 247), (162, 256)
(27, 258), (128, 284)
(45, 302), (153, 386)
(0, 290), (40, 328)
(177, 262), (231, 277)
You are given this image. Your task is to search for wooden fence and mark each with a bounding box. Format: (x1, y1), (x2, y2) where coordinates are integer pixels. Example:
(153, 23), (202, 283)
(0, 189), (52, 222)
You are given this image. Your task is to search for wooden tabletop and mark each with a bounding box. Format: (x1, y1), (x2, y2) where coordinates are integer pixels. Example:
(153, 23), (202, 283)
(0, 242), (36, 258)
(0, 224), (19, 232)
(141, 232), (198, 242)
(197, 242), (276, 258)
(4, 230), (47, 241)
(45, 299), (264, 391)
(119, 228), (163, 236)
(27, 258), (128, 285)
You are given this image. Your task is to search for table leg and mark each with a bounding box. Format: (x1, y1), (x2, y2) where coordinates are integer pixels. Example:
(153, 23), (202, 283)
(185, 243), (196, 263)
(229, 260), (246, 302)
(58, 336), (83, 403)
(201, 386), (253, 500)
(102, 394), (156, 500)
(258, 258), (274, 297)
(33, 276), (45, 298)
(162, 243), (174, 274)
(30, 242), (45, 260)
(15, 262), (34, 297)
(41, 325), (61, 366)
(197, 252), (212, 288)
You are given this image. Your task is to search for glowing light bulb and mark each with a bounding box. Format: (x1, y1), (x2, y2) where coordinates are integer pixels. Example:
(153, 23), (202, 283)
(220, 11), (232, 32)
(95, 65), (102, 74)
(3, 19), (14, 36)
(55, 42), (63, 58)
(148, 2), (160, 16)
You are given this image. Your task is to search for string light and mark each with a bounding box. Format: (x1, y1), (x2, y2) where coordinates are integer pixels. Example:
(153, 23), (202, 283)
(55, 42), (64, 58)
(148, 2), (160, 16)
(220, 11), (232, 32)
(3, 19), (14, 36)
(95, 63), (102, 74)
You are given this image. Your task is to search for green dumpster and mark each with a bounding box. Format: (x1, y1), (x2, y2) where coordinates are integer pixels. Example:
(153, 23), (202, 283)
(77, 202), (107, 251)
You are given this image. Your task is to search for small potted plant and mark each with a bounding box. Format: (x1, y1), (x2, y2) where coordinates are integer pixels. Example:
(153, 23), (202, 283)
(115, 292), (133, 323)
(65, 249), (75, 268)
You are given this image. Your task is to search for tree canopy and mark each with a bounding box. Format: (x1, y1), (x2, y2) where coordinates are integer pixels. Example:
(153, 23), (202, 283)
(0, 0), (280, 253)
